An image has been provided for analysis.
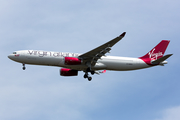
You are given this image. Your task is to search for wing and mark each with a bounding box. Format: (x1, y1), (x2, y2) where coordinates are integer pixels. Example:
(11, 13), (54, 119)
(78, 32), (126, 66)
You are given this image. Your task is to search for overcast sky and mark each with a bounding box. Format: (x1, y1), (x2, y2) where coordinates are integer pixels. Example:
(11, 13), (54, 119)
(0, 0), (179, 120)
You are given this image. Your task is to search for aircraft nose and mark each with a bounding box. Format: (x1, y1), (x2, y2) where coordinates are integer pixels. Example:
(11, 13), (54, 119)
(8, 54), (14, 60)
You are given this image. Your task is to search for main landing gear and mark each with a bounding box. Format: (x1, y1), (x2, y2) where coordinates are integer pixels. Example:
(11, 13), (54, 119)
(83, 68), (95, 81)
(84, 73), (92, 81)
(22, 64), (26, 70)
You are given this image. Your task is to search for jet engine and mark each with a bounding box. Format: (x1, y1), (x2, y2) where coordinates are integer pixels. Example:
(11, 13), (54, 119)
(64, 57), (81, 65)
(60, 68), (78, 76)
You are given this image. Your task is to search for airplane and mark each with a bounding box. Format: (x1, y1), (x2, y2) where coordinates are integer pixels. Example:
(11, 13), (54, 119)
(8, 32), (172, 81)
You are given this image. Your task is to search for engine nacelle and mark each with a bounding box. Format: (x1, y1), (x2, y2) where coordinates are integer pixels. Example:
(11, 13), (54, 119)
(60, 68), (78, 76)
(64, 57), (81, 65)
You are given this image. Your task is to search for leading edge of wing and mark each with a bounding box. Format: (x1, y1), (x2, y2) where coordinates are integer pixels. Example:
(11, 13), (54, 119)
(79, 32), (126, 60)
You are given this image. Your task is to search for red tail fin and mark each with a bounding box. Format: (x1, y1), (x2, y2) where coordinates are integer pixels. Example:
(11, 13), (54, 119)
(139, 40), (170, 60)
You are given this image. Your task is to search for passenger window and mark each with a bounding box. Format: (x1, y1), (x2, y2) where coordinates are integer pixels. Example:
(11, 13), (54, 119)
(13, 52), (17, 54)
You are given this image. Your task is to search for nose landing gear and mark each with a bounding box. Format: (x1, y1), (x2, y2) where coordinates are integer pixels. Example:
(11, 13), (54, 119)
(22, 64), (26, 70)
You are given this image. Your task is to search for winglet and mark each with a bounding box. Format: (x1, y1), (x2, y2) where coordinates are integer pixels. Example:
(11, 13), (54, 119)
(120, 32), (126, 37)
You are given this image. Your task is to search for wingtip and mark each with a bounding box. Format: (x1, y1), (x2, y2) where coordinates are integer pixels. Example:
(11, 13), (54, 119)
(120, 32), (126, 37)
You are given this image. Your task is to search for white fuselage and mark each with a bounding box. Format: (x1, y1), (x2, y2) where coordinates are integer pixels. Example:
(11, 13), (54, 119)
(8, 50), (151, 71)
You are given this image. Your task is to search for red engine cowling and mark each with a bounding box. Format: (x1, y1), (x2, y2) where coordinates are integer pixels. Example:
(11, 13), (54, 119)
(60, 68), (78, 76)
(64, 57), (81, 65)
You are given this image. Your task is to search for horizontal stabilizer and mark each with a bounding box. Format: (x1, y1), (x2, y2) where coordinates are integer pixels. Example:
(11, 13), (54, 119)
(151, 54), (173, 65)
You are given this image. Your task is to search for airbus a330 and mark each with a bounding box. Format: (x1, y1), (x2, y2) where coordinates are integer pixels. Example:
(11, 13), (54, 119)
(8, 32), (172, 81)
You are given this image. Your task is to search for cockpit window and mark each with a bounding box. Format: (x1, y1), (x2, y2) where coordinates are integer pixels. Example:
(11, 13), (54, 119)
(13, 52), (17, 54)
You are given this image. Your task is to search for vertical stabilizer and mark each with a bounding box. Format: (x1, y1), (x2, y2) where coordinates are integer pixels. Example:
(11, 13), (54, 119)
(139, 40), (170, 60)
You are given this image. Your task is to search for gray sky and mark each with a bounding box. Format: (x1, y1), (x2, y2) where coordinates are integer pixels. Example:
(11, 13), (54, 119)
(0, 0), (179, 120)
